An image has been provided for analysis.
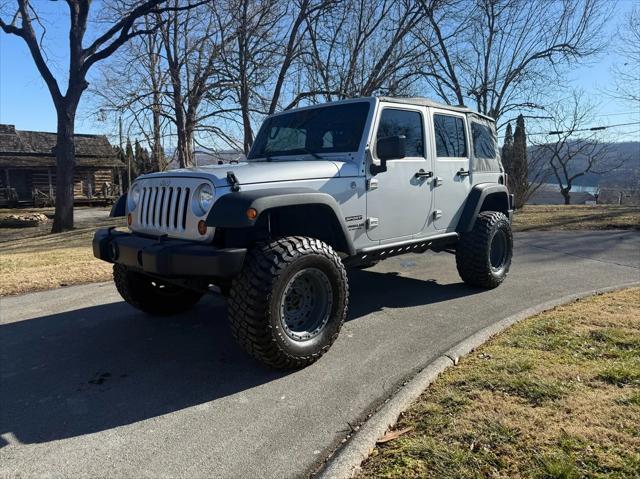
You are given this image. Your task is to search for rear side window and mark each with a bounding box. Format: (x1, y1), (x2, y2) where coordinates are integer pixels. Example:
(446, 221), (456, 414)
(377, 109), (424, 157)
(471, 122), (496, 159)
(433, 114), (467, 157)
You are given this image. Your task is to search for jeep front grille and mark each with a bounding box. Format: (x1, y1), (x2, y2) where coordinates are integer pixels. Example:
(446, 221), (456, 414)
(138, 185), (190, 231)
(129, 176), (215, 242)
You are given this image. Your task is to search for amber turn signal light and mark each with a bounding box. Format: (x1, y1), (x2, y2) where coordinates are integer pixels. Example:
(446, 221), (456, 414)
(246, 208), (258, 220)
(197, 220), (207, 235)
(127, 213), (132, 226)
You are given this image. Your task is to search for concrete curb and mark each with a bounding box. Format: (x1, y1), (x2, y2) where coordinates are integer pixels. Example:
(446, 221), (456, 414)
(318, 282), (640, 479)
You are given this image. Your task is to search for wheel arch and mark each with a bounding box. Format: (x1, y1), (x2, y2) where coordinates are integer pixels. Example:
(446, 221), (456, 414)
(206, 188), (356, 256)
(456, 183), (512, 233)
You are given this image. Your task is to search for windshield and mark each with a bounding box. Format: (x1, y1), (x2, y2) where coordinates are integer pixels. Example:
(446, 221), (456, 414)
(248, 102), (370, 160)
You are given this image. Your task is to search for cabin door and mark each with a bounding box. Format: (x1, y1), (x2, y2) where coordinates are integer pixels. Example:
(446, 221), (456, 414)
(10, 170), (32, 201)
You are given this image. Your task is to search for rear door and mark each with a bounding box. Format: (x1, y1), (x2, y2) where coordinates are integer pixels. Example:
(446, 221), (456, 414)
(430, 110), (472, 231)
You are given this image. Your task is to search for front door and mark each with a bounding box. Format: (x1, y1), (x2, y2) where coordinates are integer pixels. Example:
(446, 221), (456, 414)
(366, 107), (433, 242)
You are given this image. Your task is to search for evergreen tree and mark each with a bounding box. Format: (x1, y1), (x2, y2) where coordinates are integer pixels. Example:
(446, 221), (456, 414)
(134, 140), (152, 175)
(124, 138), (135, 190)
(501, 122), (514, 190)
(513, 114), (529, 208)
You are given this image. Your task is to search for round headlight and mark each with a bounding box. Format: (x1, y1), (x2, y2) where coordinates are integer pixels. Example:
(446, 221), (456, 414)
(193, 183), (214, 216)
(127, 183), (141, 211)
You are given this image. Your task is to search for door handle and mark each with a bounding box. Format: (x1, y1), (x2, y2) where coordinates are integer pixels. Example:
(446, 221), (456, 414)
(414, 169), (433, 179)
(457, 168), (470, 177)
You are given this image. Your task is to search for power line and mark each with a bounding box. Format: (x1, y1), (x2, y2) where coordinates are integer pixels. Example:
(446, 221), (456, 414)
(527, 121), (640, 137)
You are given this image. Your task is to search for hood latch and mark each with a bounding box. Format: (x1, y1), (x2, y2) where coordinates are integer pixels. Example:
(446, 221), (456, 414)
(226, 171), (240, 192)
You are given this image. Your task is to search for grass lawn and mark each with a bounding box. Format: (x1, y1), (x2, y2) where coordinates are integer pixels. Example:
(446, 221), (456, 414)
(359, 288), (640, 479)
(0, 218), (123, 296)
(513, 205), (639, 232)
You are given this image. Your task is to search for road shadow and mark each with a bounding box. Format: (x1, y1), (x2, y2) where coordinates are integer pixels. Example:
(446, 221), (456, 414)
(347, 268), (481, 319)
(1, 269), (479, 446)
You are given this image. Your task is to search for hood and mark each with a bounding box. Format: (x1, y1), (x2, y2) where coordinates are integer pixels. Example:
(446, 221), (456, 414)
(141, 159), (358, 187)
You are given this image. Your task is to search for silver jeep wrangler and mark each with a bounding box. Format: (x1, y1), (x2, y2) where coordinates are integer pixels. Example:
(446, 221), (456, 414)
(94, 97), (514, 369)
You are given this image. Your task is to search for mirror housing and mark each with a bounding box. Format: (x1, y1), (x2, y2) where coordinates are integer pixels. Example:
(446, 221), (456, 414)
(370, 135), (406, 175)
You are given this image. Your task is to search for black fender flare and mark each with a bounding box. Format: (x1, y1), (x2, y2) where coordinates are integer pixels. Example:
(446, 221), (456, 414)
(205, 187), (356, 255)
(456, 184), (512, 233)
(110, 194), (127, 217)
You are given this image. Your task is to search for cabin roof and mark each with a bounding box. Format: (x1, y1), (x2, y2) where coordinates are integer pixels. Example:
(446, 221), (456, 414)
(0, 124), (122, 168)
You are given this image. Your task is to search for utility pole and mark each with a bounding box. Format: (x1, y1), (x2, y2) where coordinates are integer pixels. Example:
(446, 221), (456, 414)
(119, 115), (123, 150)
(118, 115), (130, 193)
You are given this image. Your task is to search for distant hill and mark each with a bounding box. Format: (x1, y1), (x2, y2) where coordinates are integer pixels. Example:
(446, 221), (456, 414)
(527, 141), (639, 189)
(164, 149), (246, 169)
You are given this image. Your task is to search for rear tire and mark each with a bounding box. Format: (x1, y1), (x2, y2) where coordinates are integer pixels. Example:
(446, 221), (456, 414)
(228, 236), (348, 369)
(456, 211), (513, 289)
(113, 264), (203, 315)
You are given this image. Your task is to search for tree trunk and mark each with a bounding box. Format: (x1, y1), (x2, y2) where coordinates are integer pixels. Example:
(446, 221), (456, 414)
(51, 106), (76, 233)
(241, 100), (253, 155)
(561, 188), (571, 205)
(174, 105), (188, 168)
(152, 99), (162, 171)
(185, 122), (195, 167)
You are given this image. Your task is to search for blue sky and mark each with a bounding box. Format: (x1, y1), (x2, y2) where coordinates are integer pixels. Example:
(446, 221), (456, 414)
(1, 0), (639, 144)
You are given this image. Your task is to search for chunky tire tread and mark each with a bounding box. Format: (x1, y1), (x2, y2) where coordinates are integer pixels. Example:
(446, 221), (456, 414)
(228, 236), (348, 369)
(456, 211), (513, 289)
(113, 264), (203, 315)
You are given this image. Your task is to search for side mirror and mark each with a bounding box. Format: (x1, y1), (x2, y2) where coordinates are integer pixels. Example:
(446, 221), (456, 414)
(370, 135), (406, 175)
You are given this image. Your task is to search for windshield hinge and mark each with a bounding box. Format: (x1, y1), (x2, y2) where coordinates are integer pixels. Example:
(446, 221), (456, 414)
(226, 171), (240, 192)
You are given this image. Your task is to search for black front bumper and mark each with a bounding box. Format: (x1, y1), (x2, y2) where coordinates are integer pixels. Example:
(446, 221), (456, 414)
(93, 228), (246, 278)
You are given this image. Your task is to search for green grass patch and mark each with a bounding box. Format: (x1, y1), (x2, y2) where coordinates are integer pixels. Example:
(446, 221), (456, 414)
(597, 363), (640, 387)
(358, 288), (640, 479)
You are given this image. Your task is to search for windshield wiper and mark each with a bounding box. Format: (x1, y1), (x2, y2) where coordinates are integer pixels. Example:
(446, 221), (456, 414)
(301, 148), (323, 160)
(249, 154), (274, 162)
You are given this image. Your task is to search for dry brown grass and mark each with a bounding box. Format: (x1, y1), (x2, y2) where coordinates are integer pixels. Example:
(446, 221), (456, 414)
(513, 205), (639, 232)
(359, 288), (640, 479)
(0, 224), (124, 296)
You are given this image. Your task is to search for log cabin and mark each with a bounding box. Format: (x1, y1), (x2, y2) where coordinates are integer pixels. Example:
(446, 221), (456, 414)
(0, 123), (124, 207)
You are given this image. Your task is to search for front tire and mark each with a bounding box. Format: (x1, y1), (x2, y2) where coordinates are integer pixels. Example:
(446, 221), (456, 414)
(113, 264), (203, 315)
(228, 236), (349, 369)
(456, 211), (513, 289)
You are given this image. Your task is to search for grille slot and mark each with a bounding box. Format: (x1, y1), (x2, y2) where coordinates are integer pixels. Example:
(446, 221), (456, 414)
(138, 185), (191, 232)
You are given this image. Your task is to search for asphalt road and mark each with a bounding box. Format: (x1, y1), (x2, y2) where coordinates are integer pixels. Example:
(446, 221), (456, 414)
(1, 230), (638, 478)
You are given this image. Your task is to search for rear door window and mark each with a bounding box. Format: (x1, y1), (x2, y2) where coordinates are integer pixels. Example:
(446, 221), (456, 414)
(433, 114), (467, 158)
(377, 109), (424, 157)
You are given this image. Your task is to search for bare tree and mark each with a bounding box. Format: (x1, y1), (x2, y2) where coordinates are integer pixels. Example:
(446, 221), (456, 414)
(0, 0), (204, 232)
(91, 19), (170, 173)
(531, 91), (625, 205)
(610, 5), (640, 104)
(416, 0), (609, 123)
(301, 0), (426, 106)
(159, 1), (240, 167)
(214, 0), (332, 153)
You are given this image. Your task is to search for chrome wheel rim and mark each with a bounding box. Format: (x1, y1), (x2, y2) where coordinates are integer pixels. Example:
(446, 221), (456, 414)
(280, 268), (333, 341)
